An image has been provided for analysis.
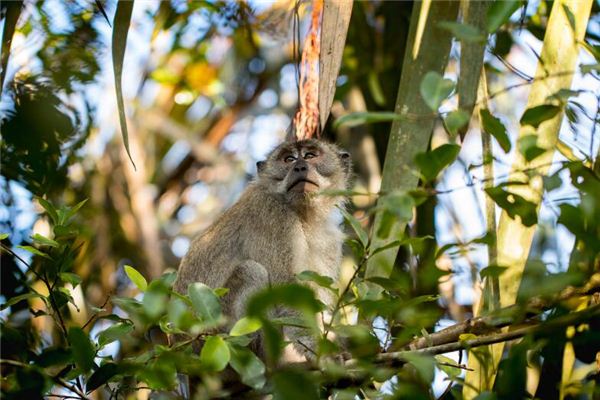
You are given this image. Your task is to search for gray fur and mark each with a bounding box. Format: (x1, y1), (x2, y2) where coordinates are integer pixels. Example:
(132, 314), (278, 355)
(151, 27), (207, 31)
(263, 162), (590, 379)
(173, 139), (350, 356)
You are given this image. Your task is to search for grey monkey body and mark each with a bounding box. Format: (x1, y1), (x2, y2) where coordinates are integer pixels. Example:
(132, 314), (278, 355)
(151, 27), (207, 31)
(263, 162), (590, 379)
(173, 140), (350, 348)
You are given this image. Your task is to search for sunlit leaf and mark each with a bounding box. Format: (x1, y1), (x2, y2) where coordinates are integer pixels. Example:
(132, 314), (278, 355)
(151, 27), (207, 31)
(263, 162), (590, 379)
(16, 245), (51, 259)
(112, 0), (136, 168)
(124, 265), (147, 291)
(200, 336), (230, 372)
(31, 233), (59, 248)
(229, 317), (262, 337)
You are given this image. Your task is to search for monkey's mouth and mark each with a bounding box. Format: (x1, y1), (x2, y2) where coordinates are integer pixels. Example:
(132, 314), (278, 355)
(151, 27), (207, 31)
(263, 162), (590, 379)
(288, 178), (320, 193)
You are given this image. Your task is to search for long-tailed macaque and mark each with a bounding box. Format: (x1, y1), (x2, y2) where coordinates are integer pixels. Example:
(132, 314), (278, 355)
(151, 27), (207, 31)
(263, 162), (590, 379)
(173, 139), (351, 357)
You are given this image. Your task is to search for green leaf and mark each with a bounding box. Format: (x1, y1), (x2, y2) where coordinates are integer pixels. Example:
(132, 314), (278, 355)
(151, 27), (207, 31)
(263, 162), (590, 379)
(273, 369), (319, 400)
(1, 292), (44, 310)
(31, 233), (59, 248)
(520, 104), (561, 128)
(63, 199), (88, 224)
(228, 344), (266, 389)
(480, 265), (508, 279)
(0, 233), (9, 240)
(59, 272), (82, 288)
(518, 135), (546, 162)
(142, 289), (167, 319)
(68, 327), (96, 373)
(247, 284), (324, 317)
(485, 186), (538, 227)
(229, 316), (262, 337)
(438, 21), (486, 42)
(200, 336), (230, 372)
(435, 355), (462, 379)
(16, 245), (51, 259)
(479, 109), (511, 153)
(36, 197), (59, 224)
(486, 0), (522, 33)
(124, 265), (147, 291)
(414, 144), (461, 182)
(97, 322), (134, 347)
(403, 353), (436, 384)
(444, 109), (470, 137)
(333, 111), (405, 129)
(188, 282), (222, 324)
(339, 208), (369, 248)
(296, 270), (335, 289)
(420, 71), (455, 111)
(0, 1), (22, 97)
(112, 0), (136, 169)
(86, 362), (120, 393)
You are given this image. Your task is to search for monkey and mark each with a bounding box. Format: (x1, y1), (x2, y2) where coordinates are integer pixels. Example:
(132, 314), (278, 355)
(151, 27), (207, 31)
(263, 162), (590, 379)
(173, 138), (351, 359)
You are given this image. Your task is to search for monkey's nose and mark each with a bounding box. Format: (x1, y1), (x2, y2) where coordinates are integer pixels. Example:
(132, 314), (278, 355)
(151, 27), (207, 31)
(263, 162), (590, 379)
(294, 165), (307, 172)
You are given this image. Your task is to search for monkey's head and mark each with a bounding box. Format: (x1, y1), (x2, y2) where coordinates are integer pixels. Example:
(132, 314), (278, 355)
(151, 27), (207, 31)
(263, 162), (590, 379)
(255, 139), (351, 209)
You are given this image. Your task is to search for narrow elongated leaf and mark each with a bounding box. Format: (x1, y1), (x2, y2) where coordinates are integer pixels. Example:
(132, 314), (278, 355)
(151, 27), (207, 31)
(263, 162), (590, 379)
(112, 0), (136, 168)
(94, 0), (111, 27)
(339, 208), (369, 248)
(16, 245), (51, 259)
(31, 233), (59, 248)
(68, 327), (96, 373)
(296, 270), (335, 289)
(200, 336), (230, 371)
(36, 197), (59, 224)
(124, 265), (147, 291)
(0, 1), (22, 97)
(0, 233), (9, 240)
(188, 282), (221, 324)
(479, 109), (511, 153)
(333, 112), (405, 129)
(1, 292), (44, 310)
(420, 71), (455, 111)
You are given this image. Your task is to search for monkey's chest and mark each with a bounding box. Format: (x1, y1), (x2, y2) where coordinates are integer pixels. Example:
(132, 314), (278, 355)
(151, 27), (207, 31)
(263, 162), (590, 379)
(290, 225), (342, 279)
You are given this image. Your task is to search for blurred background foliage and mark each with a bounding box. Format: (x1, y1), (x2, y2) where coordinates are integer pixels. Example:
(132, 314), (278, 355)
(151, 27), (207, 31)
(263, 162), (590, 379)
(0, 0), (599, 399)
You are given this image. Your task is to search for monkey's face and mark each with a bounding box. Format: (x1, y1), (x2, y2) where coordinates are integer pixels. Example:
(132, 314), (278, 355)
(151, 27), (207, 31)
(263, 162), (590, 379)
(256, 139), (351, 208)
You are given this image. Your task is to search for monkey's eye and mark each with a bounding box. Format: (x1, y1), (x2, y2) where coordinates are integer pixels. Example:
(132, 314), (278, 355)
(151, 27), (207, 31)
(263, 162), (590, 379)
(303, 152), (317, 160)
(284, 155), (296, 163)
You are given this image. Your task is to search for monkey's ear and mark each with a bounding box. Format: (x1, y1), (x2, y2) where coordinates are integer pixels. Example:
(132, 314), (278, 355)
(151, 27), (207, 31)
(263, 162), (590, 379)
(338, 151), (351, 173)
(256, 160), (266, 174)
